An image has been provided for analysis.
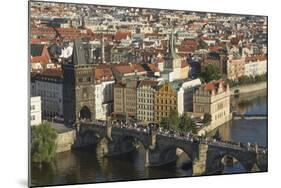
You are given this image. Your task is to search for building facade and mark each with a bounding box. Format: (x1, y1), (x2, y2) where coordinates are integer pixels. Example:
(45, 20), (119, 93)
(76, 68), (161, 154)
(193, 80), (231, 127)
(226, 56), (245, 80)
(33, 69), (63, 118)
(154, 83), (177, 122)
(30, 96), (42, 126)
(244, 55), (267, 77)
(63, 40), (96, 125)
(137, 80), (159, 123)
(181, 78), (202, 112)
(95, 68), (115, 120)
(113, 80), (138, 118)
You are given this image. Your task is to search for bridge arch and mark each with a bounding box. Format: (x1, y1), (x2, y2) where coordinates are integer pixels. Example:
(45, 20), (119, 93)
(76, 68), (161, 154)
(75, 129), (103, 148)
(210, 149), (257, 173)
(118, 135), (149, 150)
(154, 144), (194, 168)
(220, 154), (247, 173)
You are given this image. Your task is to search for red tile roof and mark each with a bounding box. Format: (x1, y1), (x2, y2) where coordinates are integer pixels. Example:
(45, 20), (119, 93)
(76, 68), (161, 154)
(113, 63), (146, 74)
(40, 68), (63, 78)
(146, 63), (160, 72)
(245, 55), (267, 62)
(31, 56), (49, 64)
(114, 32), (131, 41)
(204, 80), (226, 93)
(95, 68), (114, 81)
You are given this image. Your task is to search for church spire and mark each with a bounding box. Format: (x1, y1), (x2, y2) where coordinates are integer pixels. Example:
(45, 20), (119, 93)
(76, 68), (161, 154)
(168, 29), (179, 59)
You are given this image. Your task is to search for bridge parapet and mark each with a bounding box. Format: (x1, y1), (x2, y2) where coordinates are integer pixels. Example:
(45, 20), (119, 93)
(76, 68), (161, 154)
(74, 122), (267, 173)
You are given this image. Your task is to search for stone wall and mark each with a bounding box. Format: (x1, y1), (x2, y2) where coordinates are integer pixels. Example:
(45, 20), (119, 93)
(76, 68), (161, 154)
(230, 82), (267, 95)
(198, 113), (232, 136)
(56, 130), (76, 153)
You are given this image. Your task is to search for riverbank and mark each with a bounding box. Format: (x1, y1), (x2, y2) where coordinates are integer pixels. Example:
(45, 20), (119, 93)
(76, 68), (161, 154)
(230, 81), (267, 95)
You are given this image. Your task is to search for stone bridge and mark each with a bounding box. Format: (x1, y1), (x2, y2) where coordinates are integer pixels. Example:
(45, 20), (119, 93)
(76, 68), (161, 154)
(73, 122), (268, 176)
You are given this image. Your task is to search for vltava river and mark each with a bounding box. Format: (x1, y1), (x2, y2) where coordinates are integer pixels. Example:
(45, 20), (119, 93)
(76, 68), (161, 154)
(31, 90), (267, 186)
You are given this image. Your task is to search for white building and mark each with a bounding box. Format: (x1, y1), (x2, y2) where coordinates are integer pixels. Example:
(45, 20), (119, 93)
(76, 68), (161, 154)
(31, 96), (42, 126)
(95, 68), (115, 121)
(244, 56), (267, 77)
(33, 69), (63, 118)
(182, 78), (202, 112)
(137, 80), (159, 123)
(172, 78), (202, 116)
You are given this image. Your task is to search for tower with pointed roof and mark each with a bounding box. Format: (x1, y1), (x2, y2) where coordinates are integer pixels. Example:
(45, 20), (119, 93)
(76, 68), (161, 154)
(62, 39), (96, 126)
(163, 31), (189, 81)
(165, 31), (182, 70)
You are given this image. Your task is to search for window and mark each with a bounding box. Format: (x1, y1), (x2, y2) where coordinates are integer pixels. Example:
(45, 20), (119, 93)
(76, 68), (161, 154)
(31, 105), (35, 110)
(31, 115), (35, 121)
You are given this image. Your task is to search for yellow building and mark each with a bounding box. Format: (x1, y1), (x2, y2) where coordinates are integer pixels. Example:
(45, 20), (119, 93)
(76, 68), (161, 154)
(154, 83), (177, 122)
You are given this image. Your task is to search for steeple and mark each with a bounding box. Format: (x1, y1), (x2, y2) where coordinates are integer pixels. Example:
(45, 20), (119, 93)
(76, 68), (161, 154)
(167, 30), (179, 59)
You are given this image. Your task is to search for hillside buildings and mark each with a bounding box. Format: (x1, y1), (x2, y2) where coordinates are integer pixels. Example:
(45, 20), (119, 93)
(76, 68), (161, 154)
(29, 2), (267, 131)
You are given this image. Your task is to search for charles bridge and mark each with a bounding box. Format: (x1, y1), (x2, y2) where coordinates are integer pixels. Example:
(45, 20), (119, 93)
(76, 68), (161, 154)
(72, 121), (268, 175)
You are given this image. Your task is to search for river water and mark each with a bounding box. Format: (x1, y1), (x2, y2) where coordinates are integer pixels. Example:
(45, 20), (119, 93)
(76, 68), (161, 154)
(31, 90), (267, 187)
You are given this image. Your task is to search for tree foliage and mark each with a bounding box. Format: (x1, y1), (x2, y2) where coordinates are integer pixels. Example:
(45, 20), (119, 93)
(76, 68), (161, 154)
(199, 64), (221, 83)
(160, 111), (196, 133)
(179, 113), (197, 133)
(31, 123), (58, 164)
(226, 73), (267, 87)
(203, 113), (212, 124)
(197, 40), (208, 50)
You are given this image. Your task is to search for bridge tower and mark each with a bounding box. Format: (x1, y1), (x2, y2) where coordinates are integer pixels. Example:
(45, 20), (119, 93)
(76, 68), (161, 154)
(63, 39), (96, 126)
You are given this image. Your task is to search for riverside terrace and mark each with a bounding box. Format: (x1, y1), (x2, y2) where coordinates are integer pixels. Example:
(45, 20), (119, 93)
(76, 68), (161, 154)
(72, 120), (268, 175)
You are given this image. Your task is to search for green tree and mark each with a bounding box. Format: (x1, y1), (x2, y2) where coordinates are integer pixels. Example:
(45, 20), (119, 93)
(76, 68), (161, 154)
(199, 64), (221, 83)
(160, 109), (180, 131)
(168, 109), (180, 131)
(203, 113), (212, 125)
(160, 117), (170, 130)
(197, 40), (208, 50)
(179, 113), (196, 133)
(31, 123), (58, 164)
